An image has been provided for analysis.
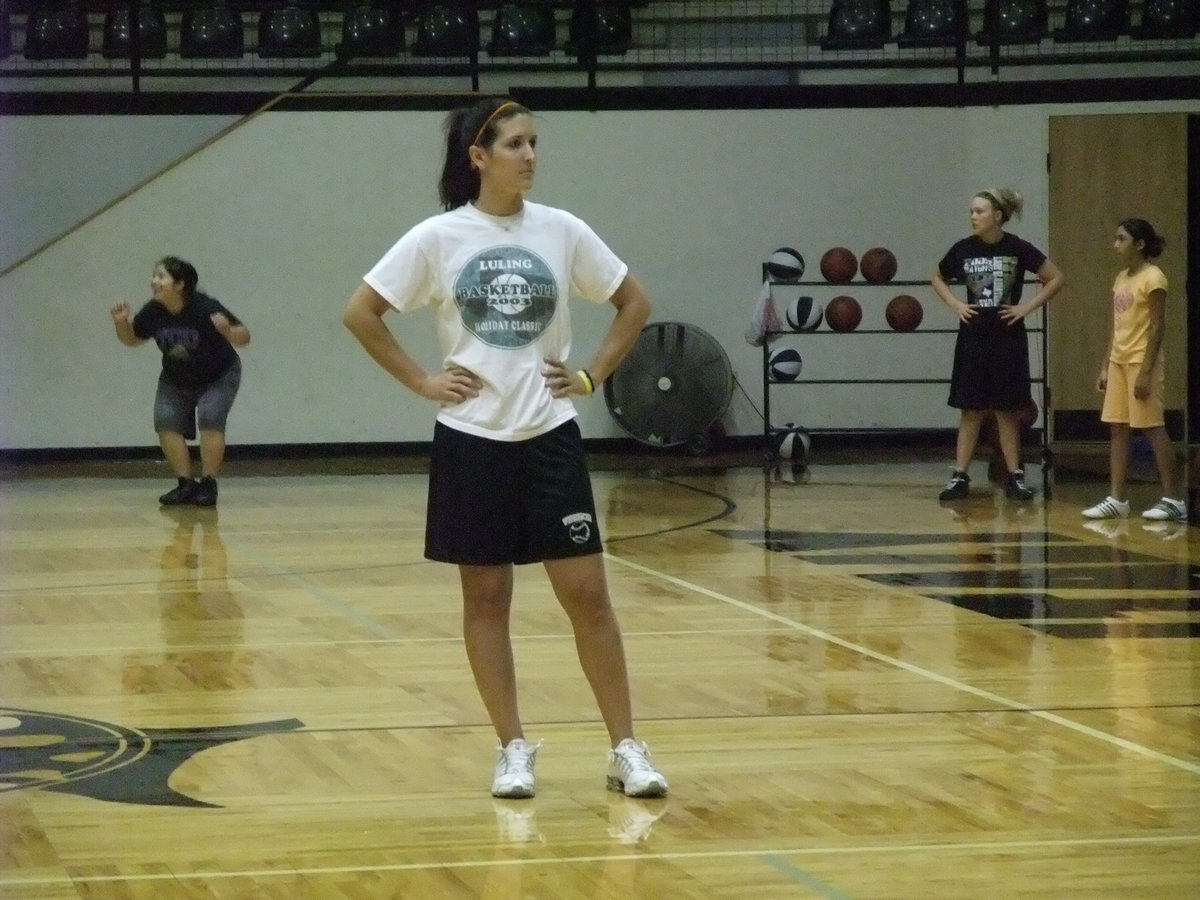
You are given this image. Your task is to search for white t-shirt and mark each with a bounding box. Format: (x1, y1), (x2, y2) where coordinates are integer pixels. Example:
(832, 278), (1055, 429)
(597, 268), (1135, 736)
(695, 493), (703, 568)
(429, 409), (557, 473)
(364, 201), (627, 441)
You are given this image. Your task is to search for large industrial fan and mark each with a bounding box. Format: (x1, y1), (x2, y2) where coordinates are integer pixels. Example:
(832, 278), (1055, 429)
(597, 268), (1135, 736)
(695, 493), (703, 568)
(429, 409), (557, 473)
(603, 321), (735, 453)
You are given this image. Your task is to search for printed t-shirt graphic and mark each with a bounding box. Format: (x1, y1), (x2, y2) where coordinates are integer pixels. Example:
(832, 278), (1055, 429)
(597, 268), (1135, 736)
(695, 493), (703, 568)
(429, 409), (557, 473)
(963, 255), (1020, 308)
(455, 246), (557, 348)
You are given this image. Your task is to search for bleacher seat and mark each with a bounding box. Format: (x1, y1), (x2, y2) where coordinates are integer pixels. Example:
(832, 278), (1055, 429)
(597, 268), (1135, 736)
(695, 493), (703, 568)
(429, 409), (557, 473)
(975, 0), (1049, 44)
(1053, 0), (1131, 41)
(897, 0), (965, 47)
(1130, 0), (1199, 38)
(411, 1), (478, 56)
(338, 2), (404, 58)
(820, 0), (893, 51)
(181, 1), (245, 58)
(102, 2), (168, 59)
(258, 4), (323, 58)
(488, 2), (556, 56)
(24, 1), (90, 59)
(566, 1), (632, 56)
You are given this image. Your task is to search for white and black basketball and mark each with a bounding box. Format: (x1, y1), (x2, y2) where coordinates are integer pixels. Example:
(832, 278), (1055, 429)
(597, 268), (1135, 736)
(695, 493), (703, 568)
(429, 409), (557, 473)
(767, 347), (802, 382)
(766, 247), (805, 283)
(772, 422), (812, 480)
(778, 426), (810, 464)
(785, 295), (823, 331)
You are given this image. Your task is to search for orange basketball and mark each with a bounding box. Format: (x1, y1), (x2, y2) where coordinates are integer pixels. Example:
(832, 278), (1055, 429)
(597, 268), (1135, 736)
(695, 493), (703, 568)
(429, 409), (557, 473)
(885, 294), (923, 331)
(861, 247), (898, 283)
(825, 295), (862, 332)
(819, 247), (858, 284)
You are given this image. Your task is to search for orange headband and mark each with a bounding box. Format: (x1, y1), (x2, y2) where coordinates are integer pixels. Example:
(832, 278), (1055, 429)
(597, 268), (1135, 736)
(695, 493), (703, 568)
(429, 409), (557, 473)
(472, 101), (517, 147)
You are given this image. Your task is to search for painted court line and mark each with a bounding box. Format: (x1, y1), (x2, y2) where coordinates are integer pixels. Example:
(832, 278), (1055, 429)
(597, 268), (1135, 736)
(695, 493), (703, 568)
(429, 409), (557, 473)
(221, 534), (400, 639)
(3, 833), (1196, 886)
(605, 553), (1200, 777)
(761, 854), (852, 899)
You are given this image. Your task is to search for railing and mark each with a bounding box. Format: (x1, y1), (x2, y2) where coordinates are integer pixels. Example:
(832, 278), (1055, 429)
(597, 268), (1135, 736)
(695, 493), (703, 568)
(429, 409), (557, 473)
(0, 1), (1196, 91)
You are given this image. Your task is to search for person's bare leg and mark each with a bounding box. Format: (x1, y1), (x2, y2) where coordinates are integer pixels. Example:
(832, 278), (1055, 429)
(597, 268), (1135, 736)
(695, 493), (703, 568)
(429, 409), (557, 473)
(544, 553), (633, 747)
(1108, 423), (1132, 500)
(460, 564), (523, 744)
(1142, 424), (1179, 498)
(157, 430), (192, 478)
(994, 410), (1024, 474)
(198, 429), (226, 479)
(954, 409), (986, 471)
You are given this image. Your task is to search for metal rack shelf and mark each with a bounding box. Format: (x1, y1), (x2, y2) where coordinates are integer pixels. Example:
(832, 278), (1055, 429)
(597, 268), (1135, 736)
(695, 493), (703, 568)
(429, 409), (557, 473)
(759, 274), (1052, 484)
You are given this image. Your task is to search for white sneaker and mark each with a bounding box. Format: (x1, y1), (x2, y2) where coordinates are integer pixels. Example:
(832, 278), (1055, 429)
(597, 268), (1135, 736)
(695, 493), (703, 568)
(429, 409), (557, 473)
(491, 738), (540, 799)
(1141, 497), (1187, 521)
(1082, 496), (1130, 519)
(606, 739), (668, 798)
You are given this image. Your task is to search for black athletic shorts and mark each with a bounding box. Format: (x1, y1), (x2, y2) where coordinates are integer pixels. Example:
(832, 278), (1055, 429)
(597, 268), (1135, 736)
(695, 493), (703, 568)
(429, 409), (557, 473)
(425, 419), (603, 566)
(947, 308), (1032, 411)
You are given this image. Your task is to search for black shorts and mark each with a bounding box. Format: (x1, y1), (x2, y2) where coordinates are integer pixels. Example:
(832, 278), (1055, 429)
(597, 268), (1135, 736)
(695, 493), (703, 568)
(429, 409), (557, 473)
(947, 309), (1031, 411)
(425, 419), (603, 566)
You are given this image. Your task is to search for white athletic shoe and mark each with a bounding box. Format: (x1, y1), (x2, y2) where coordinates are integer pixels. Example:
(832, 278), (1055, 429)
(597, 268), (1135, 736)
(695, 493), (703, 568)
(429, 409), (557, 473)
(1082, 496), (1130, 519)
(1141, 498), (1187, 521)
(606, 739), (668, 798)
(491, 738), (540, 799)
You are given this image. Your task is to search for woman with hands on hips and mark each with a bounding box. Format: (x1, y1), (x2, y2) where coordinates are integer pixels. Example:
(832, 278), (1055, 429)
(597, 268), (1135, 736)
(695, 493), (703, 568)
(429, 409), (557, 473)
(342, 96), (668, 801)
(931, 187), (1065, 503)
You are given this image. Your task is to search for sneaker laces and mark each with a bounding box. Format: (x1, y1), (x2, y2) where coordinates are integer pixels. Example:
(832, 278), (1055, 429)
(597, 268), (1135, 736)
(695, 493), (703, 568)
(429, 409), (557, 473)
(943, 472), (967, 490)
(497, 738), (541, 775)
(614, 739), (657, 775)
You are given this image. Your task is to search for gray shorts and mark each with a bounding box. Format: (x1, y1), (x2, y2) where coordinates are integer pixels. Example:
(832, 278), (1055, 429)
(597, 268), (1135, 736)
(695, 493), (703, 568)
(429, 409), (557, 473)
(153, 360), (242, 439)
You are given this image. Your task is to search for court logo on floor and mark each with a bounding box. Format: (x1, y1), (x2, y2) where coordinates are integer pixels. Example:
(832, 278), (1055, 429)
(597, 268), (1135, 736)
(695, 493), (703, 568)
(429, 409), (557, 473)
(0, 708), (303, 807)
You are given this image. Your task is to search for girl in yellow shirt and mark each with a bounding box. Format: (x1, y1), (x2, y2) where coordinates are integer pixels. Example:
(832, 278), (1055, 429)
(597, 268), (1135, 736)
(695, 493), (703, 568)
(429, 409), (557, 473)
(1083, 218), (1186, 522)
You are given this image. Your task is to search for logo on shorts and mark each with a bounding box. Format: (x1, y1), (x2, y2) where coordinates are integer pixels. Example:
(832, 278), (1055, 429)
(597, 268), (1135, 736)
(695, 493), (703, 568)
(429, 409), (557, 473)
(562, 512), (594, 545)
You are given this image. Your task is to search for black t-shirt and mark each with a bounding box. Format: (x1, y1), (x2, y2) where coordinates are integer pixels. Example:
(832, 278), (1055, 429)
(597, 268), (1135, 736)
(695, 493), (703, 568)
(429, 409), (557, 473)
(132, 292), (242, 388)
(937, 232), (1047, 308)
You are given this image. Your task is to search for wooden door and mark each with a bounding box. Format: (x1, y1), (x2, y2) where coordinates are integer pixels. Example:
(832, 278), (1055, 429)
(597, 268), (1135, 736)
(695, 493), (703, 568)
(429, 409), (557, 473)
(1047, 114), (1188, 444)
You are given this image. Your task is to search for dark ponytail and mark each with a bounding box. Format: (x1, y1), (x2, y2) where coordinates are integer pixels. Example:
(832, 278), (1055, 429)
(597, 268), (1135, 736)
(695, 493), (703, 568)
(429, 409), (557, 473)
(437, 97), (529, 211)
(1118, 218), (1165, 260)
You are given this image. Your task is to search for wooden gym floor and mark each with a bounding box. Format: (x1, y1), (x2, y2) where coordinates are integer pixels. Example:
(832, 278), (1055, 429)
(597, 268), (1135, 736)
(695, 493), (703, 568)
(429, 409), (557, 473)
(1, 453), (1197, 898)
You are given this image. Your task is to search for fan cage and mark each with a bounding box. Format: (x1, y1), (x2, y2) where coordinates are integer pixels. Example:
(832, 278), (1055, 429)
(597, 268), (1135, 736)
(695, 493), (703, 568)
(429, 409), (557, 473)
(603, 320), (734, 449)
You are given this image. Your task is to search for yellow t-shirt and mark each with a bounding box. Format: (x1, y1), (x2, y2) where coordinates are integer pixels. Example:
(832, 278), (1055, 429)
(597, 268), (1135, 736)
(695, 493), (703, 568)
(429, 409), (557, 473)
(1109, 264), (1167, 365)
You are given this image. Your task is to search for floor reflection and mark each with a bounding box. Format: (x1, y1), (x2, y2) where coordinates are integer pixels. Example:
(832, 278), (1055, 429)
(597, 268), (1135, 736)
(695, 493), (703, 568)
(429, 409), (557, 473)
(715, 521), (1200, 638)
(122, 506), (252, 695)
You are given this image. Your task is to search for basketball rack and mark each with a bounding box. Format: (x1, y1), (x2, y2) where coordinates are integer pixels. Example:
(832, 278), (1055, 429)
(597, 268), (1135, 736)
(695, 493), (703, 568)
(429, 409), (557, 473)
(758, 267), (1052, 497)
